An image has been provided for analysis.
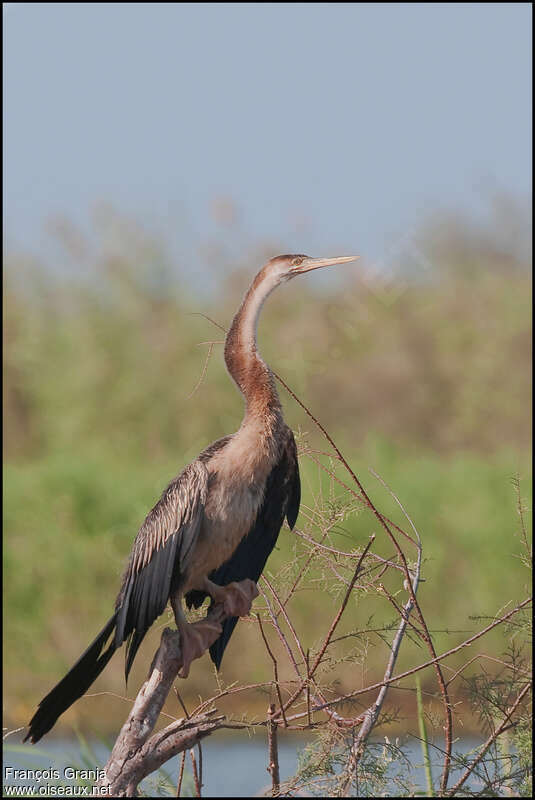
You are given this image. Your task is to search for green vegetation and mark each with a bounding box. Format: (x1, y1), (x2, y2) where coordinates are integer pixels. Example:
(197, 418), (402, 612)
(3, 208), (531, 736)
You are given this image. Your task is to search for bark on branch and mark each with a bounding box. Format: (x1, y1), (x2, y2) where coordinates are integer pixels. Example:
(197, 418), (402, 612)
(95, 606), (231, 797)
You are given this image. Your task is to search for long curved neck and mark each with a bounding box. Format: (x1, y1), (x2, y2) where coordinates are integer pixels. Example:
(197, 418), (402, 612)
(224, 268), (283, 426)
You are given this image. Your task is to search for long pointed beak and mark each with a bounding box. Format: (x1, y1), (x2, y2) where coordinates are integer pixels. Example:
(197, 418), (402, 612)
(292, 255), (358, 274)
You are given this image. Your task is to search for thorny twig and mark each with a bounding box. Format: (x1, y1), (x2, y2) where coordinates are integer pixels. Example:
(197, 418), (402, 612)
(267, 704), (281, 797)
(257, 614), (288, 727)
(266, 536), (375, 726)
(185, 341), (214, 401)
(296, 597), (532, 720)
(512, 473), (532, 562)
(310, 536), (375, 678)
(339, 481), (423, 796)
(273, 370), (454, 793)
(446, 679), (532, 796)
(176, 751), (186, 797)
(190, 746), (201, 797)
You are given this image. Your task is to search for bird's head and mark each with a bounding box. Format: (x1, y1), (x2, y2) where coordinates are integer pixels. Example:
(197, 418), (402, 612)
(264, 253), (358, 284)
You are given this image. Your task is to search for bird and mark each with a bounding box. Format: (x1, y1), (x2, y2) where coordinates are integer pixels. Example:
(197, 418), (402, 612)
(24, 253), (357, 744)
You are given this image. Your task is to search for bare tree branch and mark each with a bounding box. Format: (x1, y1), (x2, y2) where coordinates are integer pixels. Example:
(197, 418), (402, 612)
(97, 605), (231, 797)
(267, 704), (281, 797)
(339, 500), (422, 796)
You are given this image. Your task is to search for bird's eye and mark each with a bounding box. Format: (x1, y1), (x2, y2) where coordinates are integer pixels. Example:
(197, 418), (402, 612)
(292, 257), (304, 267)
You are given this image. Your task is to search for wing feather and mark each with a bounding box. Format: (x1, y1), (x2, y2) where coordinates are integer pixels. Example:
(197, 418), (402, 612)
(114, 459), (208, 678)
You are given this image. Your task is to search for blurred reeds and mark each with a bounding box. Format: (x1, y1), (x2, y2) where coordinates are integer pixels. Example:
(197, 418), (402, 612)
(3, 201), (531, 735)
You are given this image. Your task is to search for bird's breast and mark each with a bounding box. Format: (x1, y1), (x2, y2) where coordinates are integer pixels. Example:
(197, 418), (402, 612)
(184, 474), (266, 589)
(182, 422), (281, 591)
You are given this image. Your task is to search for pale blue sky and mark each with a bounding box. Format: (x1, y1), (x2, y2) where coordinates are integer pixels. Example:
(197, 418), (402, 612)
(3, 3), (532, 277)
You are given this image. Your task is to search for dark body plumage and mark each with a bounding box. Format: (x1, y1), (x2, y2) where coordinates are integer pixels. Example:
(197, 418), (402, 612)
(25, 252), (354, 745)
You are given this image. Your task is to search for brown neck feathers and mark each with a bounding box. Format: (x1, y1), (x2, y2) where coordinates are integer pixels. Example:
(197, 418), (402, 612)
(224, 269), (283, 425)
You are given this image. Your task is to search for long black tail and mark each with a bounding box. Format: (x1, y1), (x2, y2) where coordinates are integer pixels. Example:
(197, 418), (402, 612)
(24, 612), (119, 744)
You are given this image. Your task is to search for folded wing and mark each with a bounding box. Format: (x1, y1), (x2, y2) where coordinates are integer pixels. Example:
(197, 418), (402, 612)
(116, 459), (210, 679)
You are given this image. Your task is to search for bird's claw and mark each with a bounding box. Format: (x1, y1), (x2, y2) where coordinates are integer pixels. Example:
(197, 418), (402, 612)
(208, 578), (259, 617)
(176, 579), (258, 677)
(223, 579), (259, 617)
(178, 618), (222, 679)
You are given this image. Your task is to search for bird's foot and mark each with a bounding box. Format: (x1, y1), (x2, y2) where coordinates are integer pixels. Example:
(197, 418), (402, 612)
(203, 578), (259, 618)
(177, 618), (222, 679)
